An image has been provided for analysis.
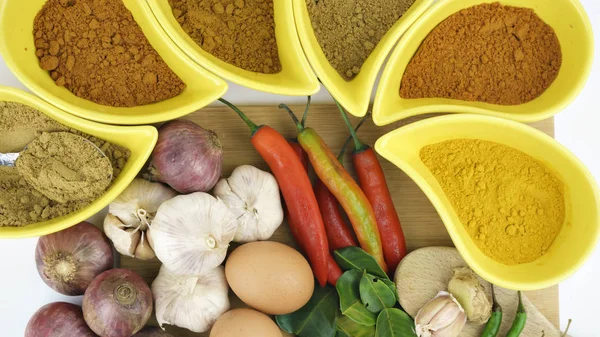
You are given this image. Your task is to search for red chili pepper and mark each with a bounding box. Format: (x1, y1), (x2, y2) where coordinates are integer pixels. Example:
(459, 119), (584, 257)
(287, 209), (343, 286)
(314, 180), (357, 251)
(281, 104), (388, 273)
(288, 139), (309, 170)
(220, 98), (329, 286)
(337, 102), (407, 274)
(327, 255), (343, 285)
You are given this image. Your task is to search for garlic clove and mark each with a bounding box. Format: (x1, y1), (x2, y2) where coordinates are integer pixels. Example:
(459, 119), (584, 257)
(427, 302), (462, 331)
(108, 178), (177, 229)
(432, 311), (467, 337)
(103, 214), (140, 258)
(415, 291), (466, 337)
(214, 165), (283, 243)
(415, 294), (452, 326)
(134, 232), (156, 261)
(150, 192), (238, 276)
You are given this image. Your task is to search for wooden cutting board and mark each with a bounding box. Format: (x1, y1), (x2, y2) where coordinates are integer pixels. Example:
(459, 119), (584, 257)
(118, 105), (559, 337)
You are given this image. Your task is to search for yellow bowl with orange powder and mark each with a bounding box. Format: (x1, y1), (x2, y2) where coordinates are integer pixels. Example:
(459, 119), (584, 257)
(0, 86), (157, 238)
(373, 0), (594, 125)
(293, 0), (435, 118)
(0, 0), (227, 125)
(147, 0), (320, 96)
(376, 114), (600, 290)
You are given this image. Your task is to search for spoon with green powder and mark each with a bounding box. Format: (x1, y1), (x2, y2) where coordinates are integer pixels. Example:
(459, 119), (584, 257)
(0, 132), (113, 203)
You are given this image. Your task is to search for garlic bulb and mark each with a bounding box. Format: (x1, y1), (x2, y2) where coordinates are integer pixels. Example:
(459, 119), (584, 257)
(447, 267), (492, 324)
(151, 265), (229, 333)
(213, 165), (284, 243)
(104, 179), (177, 260)
(415, 291), (467, 337)
(150, 192), (237, 276)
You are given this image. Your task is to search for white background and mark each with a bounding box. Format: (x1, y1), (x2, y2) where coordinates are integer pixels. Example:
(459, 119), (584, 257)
(0, 1), (598, 336)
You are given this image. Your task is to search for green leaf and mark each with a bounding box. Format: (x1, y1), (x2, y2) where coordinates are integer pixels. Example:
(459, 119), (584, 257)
(381, 278), (399, 302)
(375, 308), (417, 337)
(276, 285), (339, 337)
(335, 331), (350, 337)
(359, 272), (397, 313)
(336, 315), (376, 337)
(336, 270), (377, 326)
(334, 247), (388, 279)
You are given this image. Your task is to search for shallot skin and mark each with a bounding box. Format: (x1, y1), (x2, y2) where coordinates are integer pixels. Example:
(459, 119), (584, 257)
(83, 269), (153, 337)
(35, 222), (113, 296)
(145, 120), (223, 193)
(25, 302), (98, 337)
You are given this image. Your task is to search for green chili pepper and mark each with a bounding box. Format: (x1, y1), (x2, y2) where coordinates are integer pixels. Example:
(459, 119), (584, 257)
(506, 291), (527, 337)
(480, 285), (502, 337)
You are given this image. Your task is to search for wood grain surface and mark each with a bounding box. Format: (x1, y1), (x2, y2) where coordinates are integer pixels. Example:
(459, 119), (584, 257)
(119, 105), (558, 336)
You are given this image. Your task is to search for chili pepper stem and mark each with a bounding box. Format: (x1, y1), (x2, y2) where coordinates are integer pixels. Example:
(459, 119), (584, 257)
(279, 103), (304, 133)
(219, 98), (259, 134)
(562, 319), (572, 337)
(517, 290), (525, 312)
(333, 99), (368, 152)
(491, 284), (501, 312)
(338, 116), (368, 161)
(301, 96), (312, 127)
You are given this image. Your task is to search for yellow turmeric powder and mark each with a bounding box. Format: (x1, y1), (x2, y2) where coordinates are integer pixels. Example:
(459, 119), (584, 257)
(420, 139), (565, 265)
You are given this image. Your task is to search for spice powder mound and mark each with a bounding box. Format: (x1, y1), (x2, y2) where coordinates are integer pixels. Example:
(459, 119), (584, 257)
(420, 139), (565, 265)
(33, 0), (186, 107)
(170, 0), (281, 74)
(400, 3), (562, 105)
(307, 0), (415, 80)
(0, 101), (129, 227)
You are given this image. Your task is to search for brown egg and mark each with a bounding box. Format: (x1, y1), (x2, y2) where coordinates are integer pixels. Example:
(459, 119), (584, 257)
(209, 309), (281, 337)
(225, 241), (314, 315)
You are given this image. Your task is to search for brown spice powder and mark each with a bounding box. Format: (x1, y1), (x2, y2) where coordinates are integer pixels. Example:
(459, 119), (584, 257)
(170, 0), (281, 74)
(307, 0), (415, 80)
(0, 102), (129, 227)
(400, 3), (562, 105)
(33, 0), (186, 107)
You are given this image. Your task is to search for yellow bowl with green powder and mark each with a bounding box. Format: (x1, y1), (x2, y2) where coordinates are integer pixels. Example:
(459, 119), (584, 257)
(146, 0), (319, 96)
(372, 0), (594, 125)
(293, 0), (435, 118)
(375, 114), (600, 290)
(0, 0), (227, 125)
(0, 87), (157, 238)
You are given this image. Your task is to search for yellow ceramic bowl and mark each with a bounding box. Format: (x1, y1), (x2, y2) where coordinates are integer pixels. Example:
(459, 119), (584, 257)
(375, 114), (600, 290)
(148, 0), (319, 96)
(373, 0), (594, 126)
(0, 0), (227, 125)
(0, 87), (157, 238)
(294, 0), (434, 117)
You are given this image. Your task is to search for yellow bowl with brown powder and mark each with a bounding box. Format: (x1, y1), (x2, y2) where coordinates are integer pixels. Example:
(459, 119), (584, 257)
(146, 0), (319, 96)
(372, 0), (594, 125)
(0, 0), (227, 125)
(0, 86), (157, 238)
(294, 0), (435, 117)
(375, 114), (600, 290)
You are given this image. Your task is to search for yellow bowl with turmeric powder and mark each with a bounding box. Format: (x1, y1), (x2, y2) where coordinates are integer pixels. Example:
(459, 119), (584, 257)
(146, 0), (319, 96)
(0, 86), (157, 238)
(293, 0), (435, 118)
(372, 0), (594, 125)
(375, 114), (600, 290)
(0, 0), (227, 125)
